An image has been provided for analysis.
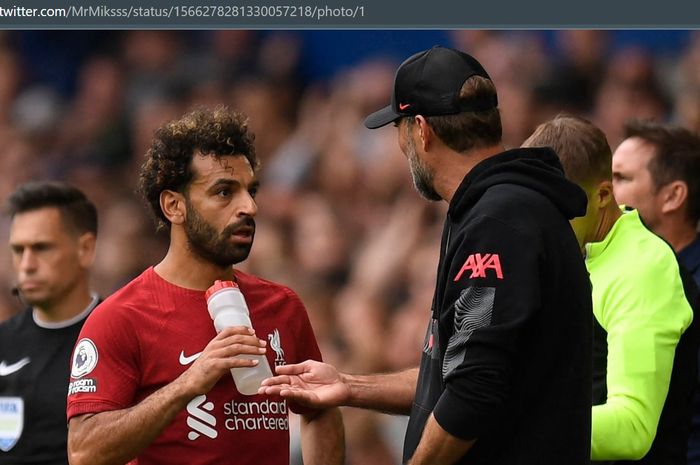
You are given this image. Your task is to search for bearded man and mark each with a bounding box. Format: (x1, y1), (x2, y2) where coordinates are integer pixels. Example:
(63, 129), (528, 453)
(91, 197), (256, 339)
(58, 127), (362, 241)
(66, 106), (344, 465)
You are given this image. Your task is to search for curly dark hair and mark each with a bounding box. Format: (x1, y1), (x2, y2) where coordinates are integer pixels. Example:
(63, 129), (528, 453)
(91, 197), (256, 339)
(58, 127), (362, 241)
(138, 105), (258, 230)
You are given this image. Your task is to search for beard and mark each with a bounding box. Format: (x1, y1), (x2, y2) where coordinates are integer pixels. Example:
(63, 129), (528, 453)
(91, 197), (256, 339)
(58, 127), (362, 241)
(184, 200), (255, 268)
(406, 136), (442, 201)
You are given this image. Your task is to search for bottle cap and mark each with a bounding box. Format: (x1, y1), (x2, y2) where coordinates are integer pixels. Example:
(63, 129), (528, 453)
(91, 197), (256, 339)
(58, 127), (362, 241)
(205, 280), (238, 301)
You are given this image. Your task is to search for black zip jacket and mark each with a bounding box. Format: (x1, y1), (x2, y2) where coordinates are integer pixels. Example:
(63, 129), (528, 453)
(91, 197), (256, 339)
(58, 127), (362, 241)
(403, 147), (593, 465)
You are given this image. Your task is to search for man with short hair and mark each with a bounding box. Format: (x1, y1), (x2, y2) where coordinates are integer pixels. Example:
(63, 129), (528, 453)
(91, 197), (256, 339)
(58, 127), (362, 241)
(611, 120), (700, 463)
(0, 181), (100, 465)
(66, 106), (343, 465)
(612, 121), (700, 275)
(261, 46), (593, 465)
(524, 114), (700, 464)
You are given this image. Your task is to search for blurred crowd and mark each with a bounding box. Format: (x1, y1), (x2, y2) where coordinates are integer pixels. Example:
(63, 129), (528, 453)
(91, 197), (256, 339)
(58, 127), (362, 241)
(1, 29), (699, 464)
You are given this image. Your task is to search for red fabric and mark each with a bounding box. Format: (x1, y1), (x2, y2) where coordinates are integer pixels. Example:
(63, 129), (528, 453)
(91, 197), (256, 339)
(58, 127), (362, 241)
(67, 267), (322, 465)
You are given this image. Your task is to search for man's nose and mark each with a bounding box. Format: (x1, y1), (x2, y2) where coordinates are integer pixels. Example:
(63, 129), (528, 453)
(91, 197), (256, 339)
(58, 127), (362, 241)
(18, 250), (38, 273)
(238, 191), (258, 218)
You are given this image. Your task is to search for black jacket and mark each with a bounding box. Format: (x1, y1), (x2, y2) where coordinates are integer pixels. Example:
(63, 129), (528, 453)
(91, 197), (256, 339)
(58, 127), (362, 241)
(403, 147), (593, 465)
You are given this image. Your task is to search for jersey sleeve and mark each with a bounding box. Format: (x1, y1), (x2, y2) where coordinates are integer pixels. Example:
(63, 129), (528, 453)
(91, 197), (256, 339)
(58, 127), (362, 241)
(432, 215), (542, 440)
(591, 259), (693, 460)
(66, 300), (141, 420)
(285, 288), (323, 364)
(280, 287), (323, 415)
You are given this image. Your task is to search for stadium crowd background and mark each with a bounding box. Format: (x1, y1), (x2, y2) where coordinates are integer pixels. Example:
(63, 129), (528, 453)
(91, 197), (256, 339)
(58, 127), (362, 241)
(1, 29), (699, 464)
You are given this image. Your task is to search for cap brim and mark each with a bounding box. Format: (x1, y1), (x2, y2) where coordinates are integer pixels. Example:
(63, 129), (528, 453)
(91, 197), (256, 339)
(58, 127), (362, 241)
(364, 105), (401, 129)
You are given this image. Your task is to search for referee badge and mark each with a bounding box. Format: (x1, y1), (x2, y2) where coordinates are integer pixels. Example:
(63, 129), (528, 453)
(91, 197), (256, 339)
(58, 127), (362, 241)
(0, 397), (23, 452)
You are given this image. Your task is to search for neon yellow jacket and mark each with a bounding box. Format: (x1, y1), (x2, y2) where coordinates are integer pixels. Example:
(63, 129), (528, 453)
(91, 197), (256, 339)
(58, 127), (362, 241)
(586, 209), (693, 460)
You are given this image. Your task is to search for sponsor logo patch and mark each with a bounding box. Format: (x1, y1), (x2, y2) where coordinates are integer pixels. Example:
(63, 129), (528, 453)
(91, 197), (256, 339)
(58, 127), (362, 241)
(185, 395), (291, 441)
(71, 339), (98, 378)
(223, 399), (289, 431)
(454, 253), (503, 281)
(187, 395), (217, 440)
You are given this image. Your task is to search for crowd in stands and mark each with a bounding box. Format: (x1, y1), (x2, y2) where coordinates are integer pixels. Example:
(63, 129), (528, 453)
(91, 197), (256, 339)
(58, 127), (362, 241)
(1, 30), (699, 464)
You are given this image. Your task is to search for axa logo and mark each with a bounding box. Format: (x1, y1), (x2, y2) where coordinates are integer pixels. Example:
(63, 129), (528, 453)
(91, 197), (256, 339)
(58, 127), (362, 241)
(454, 253), (503, 281)
(268, 329), (286, 366)
(186, 395), (217, 441)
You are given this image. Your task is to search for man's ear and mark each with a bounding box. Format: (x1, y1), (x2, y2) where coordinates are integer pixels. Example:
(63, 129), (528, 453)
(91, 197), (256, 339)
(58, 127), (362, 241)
(160, 190), (186, 226)
(660, 180), (688, 215)
(77, 233), (97, 268)
(414, 115), (433, 152)
(596, 180), (615, 209)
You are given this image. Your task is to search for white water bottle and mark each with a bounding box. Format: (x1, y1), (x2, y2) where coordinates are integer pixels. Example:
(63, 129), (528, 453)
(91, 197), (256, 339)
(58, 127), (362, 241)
(205, 280), (272, 395)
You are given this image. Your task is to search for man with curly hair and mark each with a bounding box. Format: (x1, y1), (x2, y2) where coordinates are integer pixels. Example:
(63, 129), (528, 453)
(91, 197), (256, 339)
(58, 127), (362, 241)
(65, 106), (344, 465)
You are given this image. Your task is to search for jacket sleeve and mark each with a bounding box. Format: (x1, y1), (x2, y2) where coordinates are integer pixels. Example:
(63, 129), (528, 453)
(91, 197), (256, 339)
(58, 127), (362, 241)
(591, 259), (693, 460)
(432, 214), (542, 440)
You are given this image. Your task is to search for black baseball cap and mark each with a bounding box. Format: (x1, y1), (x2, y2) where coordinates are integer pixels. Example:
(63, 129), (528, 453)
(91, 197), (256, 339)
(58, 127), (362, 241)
(364, 46), (498, 129)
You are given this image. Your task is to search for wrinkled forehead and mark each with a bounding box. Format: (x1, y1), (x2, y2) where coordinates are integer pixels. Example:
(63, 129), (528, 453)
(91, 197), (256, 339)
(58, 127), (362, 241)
(190, 153), (255, 183)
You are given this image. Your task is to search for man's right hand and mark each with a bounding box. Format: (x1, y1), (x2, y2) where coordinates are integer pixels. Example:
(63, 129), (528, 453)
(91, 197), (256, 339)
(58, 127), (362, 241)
(258, 360), (351, 408)
(179, 326), (266, 397)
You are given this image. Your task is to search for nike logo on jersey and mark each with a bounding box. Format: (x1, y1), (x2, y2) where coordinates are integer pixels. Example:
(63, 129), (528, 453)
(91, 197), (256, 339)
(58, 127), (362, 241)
(0, 358), (30, 376)
(179, 351), (202, 365)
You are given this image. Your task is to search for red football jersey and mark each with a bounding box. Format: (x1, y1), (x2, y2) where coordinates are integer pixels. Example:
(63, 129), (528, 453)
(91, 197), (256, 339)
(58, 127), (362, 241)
(67, 267), (322, 465)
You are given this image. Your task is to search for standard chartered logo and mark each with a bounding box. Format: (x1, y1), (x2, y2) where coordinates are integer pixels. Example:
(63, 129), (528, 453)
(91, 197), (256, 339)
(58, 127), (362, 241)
(223, 399), (289, 431)
(185, 396), (290, 440)
(186, 395), (217, 440)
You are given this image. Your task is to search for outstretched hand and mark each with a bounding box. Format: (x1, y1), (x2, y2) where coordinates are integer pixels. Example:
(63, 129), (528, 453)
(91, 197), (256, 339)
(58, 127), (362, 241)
(258, 360), (350, 408)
